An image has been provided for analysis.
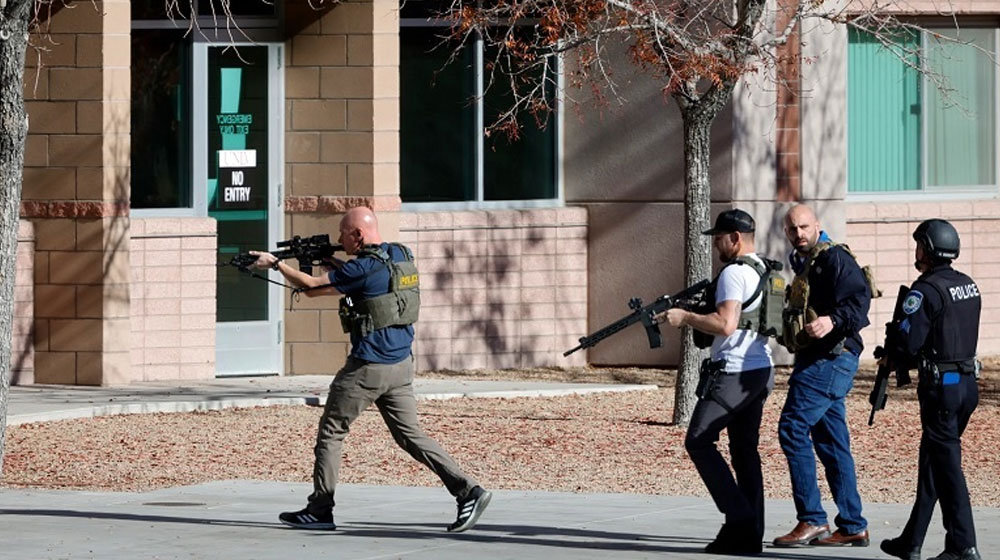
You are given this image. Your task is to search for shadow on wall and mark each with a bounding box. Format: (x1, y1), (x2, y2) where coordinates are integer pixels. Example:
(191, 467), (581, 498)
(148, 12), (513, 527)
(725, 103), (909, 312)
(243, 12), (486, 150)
(421, 220), (551, 371)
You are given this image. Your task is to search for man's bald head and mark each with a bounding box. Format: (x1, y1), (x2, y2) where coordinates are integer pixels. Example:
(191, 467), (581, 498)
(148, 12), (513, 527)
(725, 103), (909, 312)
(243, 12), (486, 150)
(342, 206), (378, 234)
(784, 204), (821, 254)
(785, 204), (817, 228)
(338, 206), (383, 253)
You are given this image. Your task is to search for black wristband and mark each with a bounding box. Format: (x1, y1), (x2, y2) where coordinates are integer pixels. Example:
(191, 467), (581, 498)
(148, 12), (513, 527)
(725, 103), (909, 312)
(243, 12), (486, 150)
(271, 261), (280, 271)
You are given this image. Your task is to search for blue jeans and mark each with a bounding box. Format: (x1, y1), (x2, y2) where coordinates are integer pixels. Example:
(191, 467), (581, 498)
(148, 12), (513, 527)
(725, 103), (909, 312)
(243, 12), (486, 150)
(778, 351), (867, 533)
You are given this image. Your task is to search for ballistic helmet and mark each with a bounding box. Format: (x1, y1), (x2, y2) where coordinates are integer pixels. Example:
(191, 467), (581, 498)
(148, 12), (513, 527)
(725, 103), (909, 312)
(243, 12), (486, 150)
(913, 219), (960, 260)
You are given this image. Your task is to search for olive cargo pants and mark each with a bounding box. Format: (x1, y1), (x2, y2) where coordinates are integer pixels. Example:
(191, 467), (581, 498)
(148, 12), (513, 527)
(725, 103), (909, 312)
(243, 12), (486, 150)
(307, 356), (478, 513)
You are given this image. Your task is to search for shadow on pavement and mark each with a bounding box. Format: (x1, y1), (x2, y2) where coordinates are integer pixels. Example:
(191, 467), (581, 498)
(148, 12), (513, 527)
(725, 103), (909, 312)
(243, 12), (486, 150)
(0, 508), (875, 559)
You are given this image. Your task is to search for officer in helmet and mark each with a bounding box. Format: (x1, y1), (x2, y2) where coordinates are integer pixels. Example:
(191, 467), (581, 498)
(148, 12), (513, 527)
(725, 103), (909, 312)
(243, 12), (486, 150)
(881, 219), (982, 560)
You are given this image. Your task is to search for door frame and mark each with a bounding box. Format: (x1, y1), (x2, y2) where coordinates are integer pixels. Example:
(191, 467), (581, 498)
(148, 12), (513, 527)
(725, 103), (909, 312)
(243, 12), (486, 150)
(194, 42), (285, 376)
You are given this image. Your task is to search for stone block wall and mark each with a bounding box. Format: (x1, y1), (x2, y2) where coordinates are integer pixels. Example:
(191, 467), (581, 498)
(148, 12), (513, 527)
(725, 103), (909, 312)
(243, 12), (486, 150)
(280, 0), (401, 376)
(846, 200), (1000, 356)
(21, 0), (132, 385)
(29, 215), (131, 385)
(129, 218), (217, 381)
(398, 207), (589, 372)
(283, 0), (399, 214)
(12, 221), (35, 385)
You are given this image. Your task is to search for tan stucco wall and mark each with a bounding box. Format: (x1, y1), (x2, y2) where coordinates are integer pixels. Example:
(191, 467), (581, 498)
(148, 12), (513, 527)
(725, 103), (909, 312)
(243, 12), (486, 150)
(847, 201), (1000, 358)
(398, 208), (588, 371)
(847, 1), (1000, 13)
(129, 218), (217, 381)
(562, 44), (746, 366)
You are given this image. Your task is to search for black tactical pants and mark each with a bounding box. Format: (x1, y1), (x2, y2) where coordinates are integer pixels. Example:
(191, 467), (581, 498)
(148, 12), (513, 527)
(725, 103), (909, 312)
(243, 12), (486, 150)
(898, 372), (979, 552)
(685, 365), (774, 539)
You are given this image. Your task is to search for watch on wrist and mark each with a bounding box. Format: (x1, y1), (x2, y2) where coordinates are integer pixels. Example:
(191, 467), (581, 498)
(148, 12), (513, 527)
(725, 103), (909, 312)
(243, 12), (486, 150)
(271, 261), (280, 271)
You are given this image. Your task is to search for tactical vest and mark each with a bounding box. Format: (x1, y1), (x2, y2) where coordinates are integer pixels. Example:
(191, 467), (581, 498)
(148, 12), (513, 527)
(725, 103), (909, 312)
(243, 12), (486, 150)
(779, 242), (880, 352)
(693, 255), (785, 349)
(338, 243), (420, 338)
(912, 267), (981, 367)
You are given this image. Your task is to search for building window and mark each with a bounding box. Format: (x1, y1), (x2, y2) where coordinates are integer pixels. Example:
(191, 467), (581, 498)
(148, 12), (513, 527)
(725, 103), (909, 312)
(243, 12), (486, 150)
(131, 30), (192, 209)
(400, 5), (559, 205)
(848, 27), (997, 194)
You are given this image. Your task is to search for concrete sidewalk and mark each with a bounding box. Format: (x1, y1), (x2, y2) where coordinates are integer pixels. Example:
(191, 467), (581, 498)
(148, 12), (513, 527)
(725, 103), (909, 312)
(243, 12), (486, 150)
(7, 375), (659, 426)
(5, 376), (998, 559)
(4, 481), (997, 560)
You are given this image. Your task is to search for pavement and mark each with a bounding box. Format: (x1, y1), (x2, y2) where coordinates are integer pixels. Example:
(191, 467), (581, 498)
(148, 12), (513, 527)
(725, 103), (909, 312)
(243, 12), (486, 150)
(3, 375), (998, 559)
(5, 375), (660, 426)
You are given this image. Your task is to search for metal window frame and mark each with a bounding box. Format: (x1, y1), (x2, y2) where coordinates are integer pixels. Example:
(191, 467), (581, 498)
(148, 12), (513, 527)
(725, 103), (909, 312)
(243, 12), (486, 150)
(399, 17), (564, 211)
(848, 23), (1000, 201)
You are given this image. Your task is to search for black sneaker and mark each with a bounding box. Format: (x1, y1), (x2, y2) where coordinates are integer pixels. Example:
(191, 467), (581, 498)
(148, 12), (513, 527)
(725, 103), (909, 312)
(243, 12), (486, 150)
(279, 507), (336, 530)
(447, 486), (492, 532)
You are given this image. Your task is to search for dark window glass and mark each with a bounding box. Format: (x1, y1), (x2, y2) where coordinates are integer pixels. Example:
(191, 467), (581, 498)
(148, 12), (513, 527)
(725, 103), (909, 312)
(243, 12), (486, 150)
(400, 0), (446, 21)
(483, 52), (557, 200)
(131, 30), (191, 208)
(198, 0), (276, 17)
(132, 0), (191, 19)
(400, 27), (477, 202)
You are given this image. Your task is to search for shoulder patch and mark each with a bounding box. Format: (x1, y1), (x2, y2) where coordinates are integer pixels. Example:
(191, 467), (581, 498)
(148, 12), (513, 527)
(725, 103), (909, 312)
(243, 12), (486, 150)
(902, 290), (924, 315)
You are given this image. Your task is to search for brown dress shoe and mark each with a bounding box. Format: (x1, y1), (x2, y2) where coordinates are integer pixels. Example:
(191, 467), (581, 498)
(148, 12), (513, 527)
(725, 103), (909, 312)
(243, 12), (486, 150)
(813, 528), (870, 547)
(772, 521), (831, 547)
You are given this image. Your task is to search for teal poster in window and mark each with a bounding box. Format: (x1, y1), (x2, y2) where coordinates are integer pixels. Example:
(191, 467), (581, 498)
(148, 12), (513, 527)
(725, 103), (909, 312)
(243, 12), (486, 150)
(209, 46), (269, 322)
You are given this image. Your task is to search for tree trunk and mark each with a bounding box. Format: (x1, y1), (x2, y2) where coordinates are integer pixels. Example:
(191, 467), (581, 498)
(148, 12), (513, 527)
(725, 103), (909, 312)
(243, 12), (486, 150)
(0, 0), (33, 474)
(672, 105), (714, 426)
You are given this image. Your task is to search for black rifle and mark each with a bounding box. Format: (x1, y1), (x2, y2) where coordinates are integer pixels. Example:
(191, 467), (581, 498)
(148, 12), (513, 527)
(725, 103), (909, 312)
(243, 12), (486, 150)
(868, 284), (913, 426)
(222, 234), (344, 275)
(564, 279), (711, 356)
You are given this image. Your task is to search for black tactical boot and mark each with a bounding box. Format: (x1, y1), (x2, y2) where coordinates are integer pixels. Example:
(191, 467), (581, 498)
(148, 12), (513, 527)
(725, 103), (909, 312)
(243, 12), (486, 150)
(881, 537), (921, 560)
(929, 547), (982, 560)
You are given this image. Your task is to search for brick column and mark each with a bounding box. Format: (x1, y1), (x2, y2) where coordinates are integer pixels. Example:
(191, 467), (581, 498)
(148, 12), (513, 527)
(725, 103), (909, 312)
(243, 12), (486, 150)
(21, 0), (131, 385)
(282, 0), (400, 375)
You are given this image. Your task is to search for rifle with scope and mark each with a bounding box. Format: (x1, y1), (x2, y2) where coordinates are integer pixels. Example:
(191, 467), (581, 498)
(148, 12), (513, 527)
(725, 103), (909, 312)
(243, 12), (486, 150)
(564, 279), (711, 356)
(223, 234), (344, 275)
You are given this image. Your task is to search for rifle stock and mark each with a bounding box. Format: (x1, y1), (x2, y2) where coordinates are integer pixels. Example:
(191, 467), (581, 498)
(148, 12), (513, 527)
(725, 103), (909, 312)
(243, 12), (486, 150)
(563, 279), (711, 357)
(868, 285), (912, 426)
(868, 346), (890, 426)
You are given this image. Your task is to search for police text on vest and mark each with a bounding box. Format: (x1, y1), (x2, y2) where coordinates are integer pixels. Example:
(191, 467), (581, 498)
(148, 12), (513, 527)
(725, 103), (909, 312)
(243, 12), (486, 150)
(949, 283), (980, 301)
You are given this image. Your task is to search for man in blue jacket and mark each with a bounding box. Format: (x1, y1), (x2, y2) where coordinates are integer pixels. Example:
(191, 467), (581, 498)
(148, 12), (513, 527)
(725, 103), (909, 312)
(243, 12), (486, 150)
(773, 204), (871, 548)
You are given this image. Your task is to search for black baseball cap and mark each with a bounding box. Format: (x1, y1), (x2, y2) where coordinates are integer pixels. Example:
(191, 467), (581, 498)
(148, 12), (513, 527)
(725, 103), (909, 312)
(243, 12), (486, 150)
(702, 209), (755, 235)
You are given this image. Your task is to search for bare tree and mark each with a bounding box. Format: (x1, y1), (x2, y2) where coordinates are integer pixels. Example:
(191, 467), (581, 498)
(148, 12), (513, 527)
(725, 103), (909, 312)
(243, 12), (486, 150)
(437, 0), (976, 424)
(0, 0), (35, 475)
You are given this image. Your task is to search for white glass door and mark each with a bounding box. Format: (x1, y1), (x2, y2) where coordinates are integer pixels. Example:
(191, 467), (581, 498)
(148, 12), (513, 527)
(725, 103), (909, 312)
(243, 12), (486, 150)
(196, 43), (284, 375)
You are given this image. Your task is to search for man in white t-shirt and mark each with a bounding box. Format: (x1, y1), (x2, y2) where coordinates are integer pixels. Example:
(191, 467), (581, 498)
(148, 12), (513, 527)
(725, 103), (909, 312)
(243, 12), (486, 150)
(658, 208), (775, 555)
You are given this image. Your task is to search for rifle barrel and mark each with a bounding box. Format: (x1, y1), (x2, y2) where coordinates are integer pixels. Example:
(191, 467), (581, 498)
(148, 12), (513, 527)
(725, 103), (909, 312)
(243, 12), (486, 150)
(561, 280), (710, 356)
